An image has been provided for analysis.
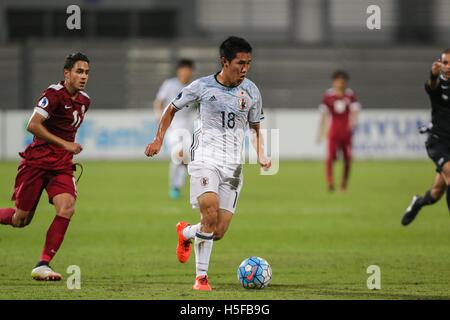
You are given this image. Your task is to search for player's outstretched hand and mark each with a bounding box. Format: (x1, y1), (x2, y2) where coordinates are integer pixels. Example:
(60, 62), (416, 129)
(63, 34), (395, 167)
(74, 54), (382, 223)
(65, 142), (83, 154)
(432, 59), (442, 77)
(145, 140), (162, 157)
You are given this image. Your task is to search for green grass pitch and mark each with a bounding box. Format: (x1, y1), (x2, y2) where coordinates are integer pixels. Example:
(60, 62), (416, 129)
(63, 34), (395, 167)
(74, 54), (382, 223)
(1, 160), (450, 299)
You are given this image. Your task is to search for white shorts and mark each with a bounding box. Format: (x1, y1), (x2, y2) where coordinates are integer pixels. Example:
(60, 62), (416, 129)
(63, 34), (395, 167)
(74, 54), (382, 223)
(188, 161), (243, 214)
(166, 128), (192, 164)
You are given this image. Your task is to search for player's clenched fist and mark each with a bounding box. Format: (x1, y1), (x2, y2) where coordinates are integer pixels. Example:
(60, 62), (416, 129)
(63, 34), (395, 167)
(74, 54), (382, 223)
(145, 140), (162, 157)
(432, 59), (442, 76)
(64, 142), (83, 154)
(258, 154), (272, 169)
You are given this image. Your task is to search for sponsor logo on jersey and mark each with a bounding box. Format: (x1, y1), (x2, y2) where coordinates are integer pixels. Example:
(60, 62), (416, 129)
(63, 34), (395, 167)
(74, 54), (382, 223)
(176, 92), (182, 100)
(208, 95), (217, 102)
(38, 97), (49, 108)
(64, 105), (72, 109)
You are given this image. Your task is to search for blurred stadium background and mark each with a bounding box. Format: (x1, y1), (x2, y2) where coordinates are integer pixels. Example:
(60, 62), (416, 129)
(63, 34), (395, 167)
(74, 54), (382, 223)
(0, 0), (448, 161)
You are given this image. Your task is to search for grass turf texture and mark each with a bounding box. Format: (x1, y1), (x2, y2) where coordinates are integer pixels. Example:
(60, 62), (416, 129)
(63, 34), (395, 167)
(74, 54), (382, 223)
(1, 160), (450, 300)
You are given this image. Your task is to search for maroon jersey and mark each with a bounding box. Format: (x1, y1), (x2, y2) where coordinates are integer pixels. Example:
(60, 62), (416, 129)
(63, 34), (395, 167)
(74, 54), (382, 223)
(319, 88), (361, 136)
(19, 81), (90, 170)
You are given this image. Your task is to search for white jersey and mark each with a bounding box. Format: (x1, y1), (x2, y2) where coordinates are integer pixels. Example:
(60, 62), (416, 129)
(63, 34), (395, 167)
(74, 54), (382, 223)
(171, 74), (264, 169)
(156, 77), (192, 130)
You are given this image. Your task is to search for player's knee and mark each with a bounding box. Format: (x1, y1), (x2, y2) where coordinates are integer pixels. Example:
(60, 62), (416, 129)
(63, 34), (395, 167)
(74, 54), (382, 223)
(442, 174), (450, 186)
(12, 210), (30, 228)
(433, 186), (446, 199)
(57, 205), (75, 219)
(12, 218), (27, 228)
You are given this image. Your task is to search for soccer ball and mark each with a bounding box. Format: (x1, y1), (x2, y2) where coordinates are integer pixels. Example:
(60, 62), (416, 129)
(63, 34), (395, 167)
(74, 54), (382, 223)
(237, 256), (272, 289)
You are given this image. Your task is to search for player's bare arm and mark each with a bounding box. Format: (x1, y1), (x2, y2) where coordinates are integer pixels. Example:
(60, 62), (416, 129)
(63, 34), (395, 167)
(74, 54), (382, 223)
(27, 112), (82, 154)
(316, 111), (329, 144)
(249, 122), (271, 169)
(428, 59), (442, 90)
(349, 109), (359, 131)
(145, 103), (178, 157)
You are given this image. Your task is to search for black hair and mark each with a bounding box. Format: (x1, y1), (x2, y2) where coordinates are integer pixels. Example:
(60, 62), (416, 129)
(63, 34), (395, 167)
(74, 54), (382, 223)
(64, 52), (89, 70)
(177, 58), (194, 69)
(332, 70), (349, 80)
(219, 36), (252, 62)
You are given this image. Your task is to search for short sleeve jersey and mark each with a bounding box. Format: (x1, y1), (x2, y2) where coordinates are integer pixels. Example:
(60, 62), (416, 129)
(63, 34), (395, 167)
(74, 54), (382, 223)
(171, 74), (264, 167)
(19, 81), (91, 170)
(319, 88), (360, 134)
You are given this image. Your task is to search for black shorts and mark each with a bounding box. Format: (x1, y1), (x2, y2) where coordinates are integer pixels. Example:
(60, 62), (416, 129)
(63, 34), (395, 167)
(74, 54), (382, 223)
(425, 133), (450, 173)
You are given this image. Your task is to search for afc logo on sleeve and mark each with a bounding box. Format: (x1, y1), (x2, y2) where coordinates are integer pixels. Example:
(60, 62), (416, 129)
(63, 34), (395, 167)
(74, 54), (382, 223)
(200, 177), (209, 187)
(37, 97), (49, 108)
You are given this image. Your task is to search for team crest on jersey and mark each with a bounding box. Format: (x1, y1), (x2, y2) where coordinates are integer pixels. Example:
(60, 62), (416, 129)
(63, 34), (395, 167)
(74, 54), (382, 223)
(200, 177), (209, 187)
(37, 97), (49, 108)
(238, 97), (247, 110)
(176, 92), (182, 100)
(333, 100), (347, 114)
(238, 91), (247, 111)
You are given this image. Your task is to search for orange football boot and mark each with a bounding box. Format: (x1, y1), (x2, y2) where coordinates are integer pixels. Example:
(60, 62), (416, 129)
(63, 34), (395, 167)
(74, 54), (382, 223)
(176, 221), (192, 263)
(193, 275), (212, 291)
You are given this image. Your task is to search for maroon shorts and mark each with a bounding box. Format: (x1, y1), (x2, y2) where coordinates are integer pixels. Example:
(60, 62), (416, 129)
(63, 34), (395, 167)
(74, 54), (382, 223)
(11, 163), (77, 212)
(328, 132), (352, 161)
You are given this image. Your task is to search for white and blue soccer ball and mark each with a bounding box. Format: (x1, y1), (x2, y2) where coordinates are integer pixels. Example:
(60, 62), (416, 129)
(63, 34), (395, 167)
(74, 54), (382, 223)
(237, 256), (272, 289)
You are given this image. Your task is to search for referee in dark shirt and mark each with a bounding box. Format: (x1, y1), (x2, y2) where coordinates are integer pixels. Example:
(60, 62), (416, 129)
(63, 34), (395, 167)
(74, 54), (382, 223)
(402, 48), (450, 226)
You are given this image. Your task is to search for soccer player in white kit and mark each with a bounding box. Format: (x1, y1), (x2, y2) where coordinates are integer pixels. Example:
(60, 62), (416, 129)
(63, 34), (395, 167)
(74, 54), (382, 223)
(153, 59), (195, 199)
(145, 37), (271, 291)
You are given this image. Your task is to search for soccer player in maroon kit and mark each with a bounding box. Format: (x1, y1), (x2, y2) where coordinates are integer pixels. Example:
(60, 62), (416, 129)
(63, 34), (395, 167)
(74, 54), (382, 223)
(0, 52), (90, 280)
(316, 70), (361, 192)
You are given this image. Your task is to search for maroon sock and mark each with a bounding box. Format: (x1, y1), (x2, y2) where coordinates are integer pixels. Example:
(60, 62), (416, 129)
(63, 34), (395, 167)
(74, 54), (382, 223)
(342, 159), (351, 189)
(0, 208), (15, 225)
(40, 216), (71, 263)
(326, 158), (334, 189)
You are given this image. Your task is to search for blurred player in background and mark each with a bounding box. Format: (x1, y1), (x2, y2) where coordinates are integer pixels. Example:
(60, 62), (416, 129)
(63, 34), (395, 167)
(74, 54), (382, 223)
(145, 36), (270, 291)
(0, 53), (90, 280)
(153, 59), (195, 199)
(402, 49), (450, 226)
(316, 70), (361, 192)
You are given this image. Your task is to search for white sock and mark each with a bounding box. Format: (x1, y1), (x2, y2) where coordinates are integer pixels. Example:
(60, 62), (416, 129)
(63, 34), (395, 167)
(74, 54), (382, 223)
(175, 164), (187, 189)
(169, 162), (177, 189)
(194, 231), (214, 277)
(170, 163), (187, 189)
(182, 223), (200, 240)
